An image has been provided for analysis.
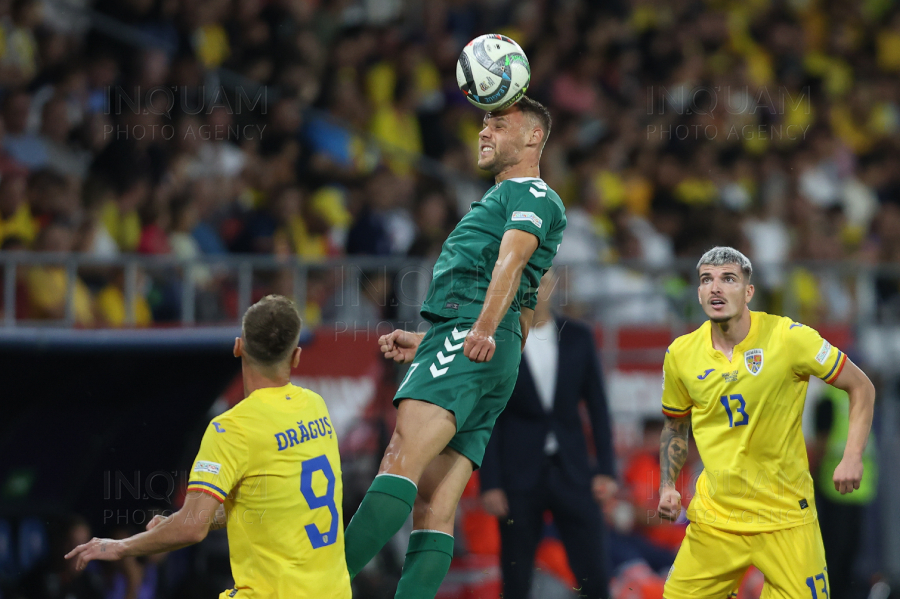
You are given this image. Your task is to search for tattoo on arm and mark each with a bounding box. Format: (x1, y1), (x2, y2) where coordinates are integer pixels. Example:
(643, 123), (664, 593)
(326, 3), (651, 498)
(660, 416), (690, 489)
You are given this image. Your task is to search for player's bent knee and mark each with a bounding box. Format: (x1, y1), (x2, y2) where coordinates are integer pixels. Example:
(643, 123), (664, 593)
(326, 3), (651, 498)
(412, 493), (457, 530)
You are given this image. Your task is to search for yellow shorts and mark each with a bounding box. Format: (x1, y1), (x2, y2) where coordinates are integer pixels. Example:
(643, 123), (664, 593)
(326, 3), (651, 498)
(664, 520), (829, 599)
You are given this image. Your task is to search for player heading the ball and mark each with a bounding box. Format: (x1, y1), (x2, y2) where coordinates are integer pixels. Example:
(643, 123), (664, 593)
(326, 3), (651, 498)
(343, 90), (567, 598)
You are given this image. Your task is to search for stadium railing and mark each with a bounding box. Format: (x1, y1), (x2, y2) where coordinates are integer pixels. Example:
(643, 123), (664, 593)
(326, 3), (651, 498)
(3, 251), (899, 342)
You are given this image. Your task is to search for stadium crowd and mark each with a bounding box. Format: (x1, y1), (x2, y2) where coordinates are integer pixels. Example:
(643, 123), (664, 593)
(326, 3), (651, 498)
(0, 0), (898, 327)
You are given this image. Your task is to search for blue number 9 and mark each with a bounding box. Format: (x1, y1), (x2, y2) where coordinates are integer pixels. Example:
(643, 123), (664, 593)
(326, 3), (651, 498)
(300, 455), (338, 548)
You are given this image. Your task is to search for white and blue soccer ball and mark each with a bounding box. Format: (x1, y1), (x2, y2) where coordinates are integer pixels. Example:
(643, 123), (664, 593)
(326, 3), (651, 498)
(456, 34), (531, 111)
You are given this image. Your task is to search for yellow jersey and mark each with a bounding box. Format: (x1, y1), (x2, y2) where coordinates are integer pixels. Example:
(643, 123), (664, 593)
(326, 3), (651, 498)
(187, 383), (351, 599)
(661, 311), (847, 533)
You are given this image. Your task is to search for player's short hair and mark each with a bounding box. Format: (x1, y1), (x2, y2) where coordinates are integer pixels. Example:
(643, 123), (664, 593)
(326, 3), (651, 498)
(515, 96), (552, 149)
(697, 246), (753, 281)
(241, 295), (302, 366)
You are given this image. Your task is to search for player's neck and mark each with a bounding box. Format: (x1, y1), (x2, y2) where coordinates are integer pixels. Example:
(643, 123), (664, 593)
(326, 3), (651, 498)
(494, 161), (540, 183)
(242, 363), (291, 397)
(710, 308), (752, 358)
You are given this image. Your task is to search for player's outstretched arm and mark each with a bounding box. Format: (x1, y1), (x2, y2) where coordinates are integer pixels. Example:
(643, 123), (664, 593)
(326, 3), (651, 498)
(379, 329), (425, 363)
(466, 229), (539, 363)
(65, 491), (221, 570)
(829, 358), (876, 494)
(658, 415), (691, 521)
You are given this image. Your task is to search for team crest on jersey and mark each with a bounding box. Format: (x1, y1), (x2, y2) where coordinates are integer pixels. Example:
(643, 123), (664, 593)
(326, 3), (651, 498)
(744, 349), (764, 375)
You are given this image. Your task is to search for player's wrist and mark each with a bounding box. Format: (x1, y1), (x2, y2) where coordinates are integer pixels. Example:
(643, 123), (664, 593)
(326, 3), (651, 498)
(841, 448), (864, 462)
(471, 319), (498, 337)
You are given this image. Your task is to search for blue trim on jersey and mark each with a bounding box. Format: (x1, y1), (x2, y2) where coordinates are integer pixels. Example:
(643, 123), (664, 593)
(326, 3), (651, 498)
(824, 351), (844, 381)
(661, 403), (691, 413)
(187, 480), (227, 498)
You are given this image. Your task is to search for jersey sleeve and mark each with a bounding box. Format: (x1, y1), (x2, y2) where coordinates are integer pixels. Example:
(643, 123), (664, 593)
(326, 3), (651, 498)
(787, 322), (847, 384)
(504, 181), (558, 244)
(661, 348), (693, 418)
(186, 415), (247, 503)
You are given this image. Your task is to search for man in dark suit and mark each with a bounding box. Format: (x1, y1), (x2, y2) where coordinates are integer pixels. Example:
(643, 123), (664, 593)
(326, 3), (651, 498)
(481, 272), (617, 599)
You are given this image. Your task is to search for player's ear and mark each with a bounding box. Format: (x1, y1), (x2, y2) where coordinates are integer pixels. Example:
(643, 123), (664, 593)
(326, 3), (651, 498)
(746, 283), (755, 304)
(290, 347), (301, 368)
(529, 126), (543, 148)
(234, 337), (242, 358)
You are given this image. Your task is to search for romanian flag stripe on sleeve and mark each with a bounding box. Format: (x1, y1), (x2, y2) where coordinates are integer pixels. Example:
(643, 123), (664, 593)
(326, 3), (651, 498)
(823, 350), (847, 384)
(187, 480), (228, 502)
(662, 404), (692, 418)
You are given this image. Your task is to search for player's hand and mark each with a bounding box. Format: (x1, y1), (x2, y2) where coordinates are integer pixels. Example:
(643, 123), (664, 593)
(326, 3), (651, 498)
(379, 329), (423, 364)
(592, 475), (619, 504)
(481, 489), (509, 518)
(65, 537), (126, 570)
(464, 324), (496, 363)
(146, 514), (168, 531)
(658, 485), (682, 521)
(833, 455), (864, 494)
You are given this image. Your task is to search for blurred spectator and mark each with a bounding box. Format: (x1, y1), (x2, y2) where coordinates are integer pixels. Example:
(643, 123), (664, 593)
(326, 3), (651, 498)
(25, 219), (95, 325)
(347, 169), (414, 256)
(0, 171), (37, 245)
(811, 387), (878, 599)
(101, 178), (148, 253)
(3, 89), (48, 168)
(14, 515), (104, 599)
(39, 95), (91, 177)
(407, 187), (457, 259)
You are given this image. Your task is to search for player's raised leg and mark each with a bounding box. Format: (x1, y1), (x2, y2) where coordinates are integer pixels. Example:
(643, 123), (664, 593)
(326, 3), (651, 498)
(344, 398), (457, 579)
(394, 447), (473, 599)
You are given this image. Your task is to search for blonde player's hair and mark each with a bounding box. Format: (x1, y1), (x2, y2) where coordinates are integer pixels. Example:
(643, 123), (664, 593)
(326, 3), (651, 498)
(697, 247), (753, 281)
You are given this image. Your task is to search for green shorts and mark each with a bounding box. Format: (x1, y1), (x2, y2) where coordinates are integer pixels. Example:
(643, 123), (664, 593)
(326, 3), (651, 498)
(393, 317), (521, 468)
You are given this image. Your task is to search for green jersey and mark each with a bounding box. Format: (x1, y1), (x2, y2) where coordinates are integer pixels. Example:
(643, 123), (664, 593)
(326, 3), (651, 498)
(421, 176), (566, 332)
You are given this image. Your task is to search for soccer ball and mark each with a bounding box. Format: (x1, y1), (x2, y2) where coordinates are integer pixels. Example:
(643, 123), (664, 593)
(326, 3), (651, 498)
(456, 34), (531, 111)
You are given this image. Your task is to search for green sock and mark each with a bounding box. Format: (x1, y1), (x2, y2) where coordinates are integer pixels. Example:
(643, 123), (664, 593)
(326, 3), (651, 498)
(394, 530), (455, 599)
(344, 473), (418, 579)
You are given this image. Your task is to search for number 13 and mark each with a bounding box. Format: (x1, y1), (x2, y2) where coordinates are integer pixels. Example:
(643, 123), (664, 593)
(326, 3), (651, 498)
(806, 571), (829, 598)
(720, 394), (749, 427)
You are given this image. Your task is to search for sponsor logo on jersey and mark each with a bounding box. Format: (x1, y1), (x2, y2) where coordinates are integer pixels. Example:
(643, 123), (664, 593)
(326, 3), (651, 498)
(799, 498), (809, 509)
(213, 422), (226, 433)
(815, 340), (832, 365)
(194, 461), (221, 475)
(511, 211), (542, 228)
(744, 349), (764, 375)
(697, 368), (715, 380)
(722, 369), (738, 383)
